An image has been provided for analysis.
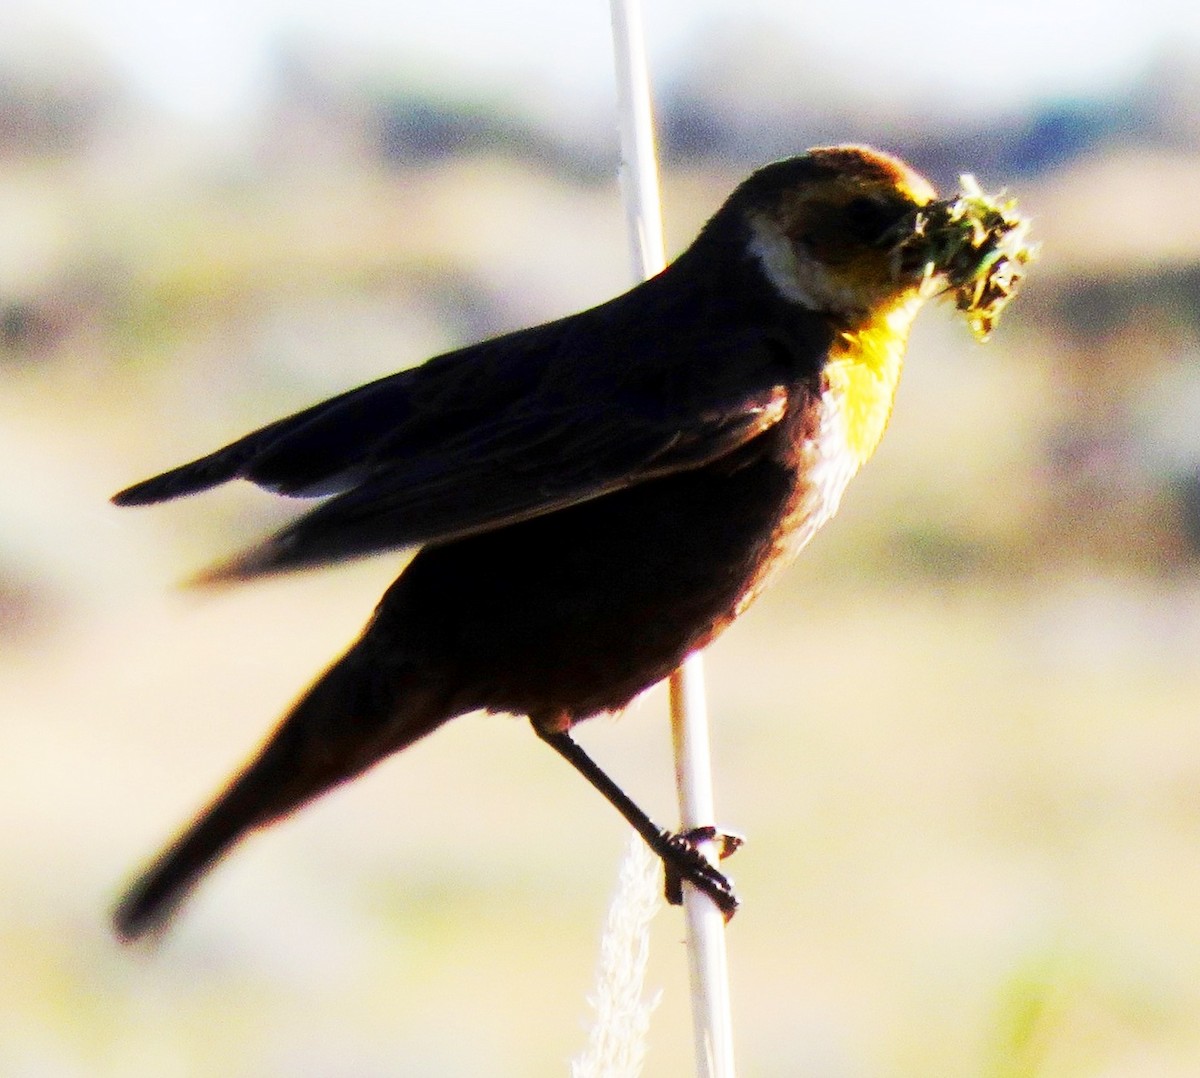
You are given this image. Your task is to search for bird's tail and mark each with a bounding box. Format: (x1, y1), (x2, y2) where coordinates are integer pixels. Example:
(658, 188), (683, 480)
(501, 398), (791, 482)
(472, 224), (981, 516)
(113, 631), (456, 942)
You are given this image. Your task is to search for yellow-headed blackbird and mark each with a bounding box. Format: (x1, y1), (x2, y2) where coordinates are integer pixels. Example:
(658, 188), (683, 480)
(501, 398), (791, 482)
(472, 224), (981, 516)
(112, 145), (1030, 939)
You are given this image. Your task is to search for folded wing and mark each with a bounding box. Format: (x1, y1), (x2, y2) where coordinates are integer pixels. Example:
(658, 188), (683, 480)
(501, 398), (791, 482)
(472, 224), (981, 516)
(115, 285), (817, 583)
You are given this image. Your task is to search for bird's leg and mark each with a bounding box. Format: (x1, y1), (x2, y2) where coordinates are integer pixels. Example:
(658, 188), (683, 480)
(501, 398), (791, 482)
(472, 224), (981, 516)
(532, 720), (741, 919)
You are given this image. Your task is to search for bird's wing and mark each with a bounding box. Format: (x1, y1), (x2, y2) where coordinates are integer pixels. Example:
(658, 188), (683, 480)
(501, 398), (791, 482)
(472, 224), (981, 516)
(194, 364), (792, 582)
(111, 319), (560, 506)
(115, 282), (822, 582)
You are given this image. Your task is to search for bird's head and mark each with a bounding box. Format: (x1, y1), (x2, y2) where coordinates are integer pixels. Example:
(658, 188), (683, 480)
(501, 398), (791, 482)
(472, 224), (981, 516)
(736, 145), (1031, 339)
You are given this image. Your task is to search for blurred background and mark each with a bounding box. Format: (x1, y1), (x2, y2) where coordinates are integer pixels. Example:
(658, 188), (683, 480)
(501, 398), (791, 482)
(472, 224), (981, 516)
(4, 0), (1200, 1074)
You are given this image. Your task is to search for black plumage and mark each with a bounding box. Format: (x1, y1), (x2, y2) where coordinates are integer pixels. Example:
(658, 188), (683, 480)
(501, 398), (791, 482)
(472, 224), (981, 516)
(112, 148), (935, 939)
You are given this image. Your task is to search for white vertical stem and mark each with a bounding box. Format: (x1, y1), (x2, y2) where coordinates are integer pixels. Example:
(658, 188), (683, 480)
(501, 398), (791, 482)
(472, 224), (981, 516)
(610, 0), (665, 280)
(669, 656), (736, 1078)
(608, 2), (736, 1076)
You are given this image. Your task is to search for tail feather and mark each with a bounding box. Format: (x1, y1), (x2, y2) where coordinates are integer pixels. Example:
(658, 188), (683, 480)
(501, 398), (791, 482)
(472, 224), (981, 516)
(114, 634), (455, 941)
(113, 752), (291, 941)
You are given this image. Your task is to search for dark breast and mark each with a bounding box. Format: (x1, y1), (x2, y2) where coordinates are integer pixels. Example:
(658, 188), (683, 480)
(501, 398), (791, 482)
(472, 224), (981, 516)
(376, 399), (823, 724)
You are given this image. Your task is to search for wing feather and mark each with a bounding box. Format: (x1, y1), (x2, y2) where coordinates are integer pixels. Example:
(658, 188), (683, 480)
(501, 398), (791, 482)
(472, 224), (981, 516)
(113, 269), (828, 584)
(194, 383), (789, 582)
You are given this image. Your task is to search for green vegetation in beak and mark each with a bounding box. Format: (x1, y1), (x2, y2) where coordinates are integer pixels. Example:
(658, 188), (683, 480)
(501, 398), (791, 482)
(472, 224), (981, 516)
(897, 176), (1035, 340)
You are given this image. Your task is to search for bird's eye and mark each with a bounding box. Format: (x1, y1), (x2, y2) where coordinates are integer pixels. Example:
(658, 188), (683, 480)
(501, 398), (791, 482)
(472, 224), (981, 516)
(842, 197), (906, 245)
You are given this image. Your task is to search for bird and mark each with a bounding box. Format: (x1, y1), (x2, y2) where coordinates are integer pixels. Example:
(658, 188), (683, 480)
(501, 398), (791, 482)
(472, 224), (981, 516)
(111, 144), (1029, 940)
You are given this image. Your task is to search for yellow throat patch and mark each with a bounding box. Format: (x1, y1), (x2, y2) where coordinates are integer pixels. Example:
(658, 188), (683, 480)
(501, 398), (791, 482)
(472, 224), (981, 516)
(822, 292), (923, 466)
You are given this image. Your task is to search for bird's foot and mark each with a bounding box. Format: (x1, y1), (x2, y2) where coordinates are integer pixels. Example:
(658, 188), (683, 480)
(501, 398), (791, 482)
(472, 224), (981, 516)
(661, 826), (744, 920)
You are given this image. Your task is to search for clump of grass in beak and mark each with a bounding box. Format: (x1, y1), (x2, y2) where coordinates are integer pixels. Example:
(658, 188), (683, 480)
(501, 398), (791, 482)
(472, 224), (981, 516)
(895, 177), (1035, 340)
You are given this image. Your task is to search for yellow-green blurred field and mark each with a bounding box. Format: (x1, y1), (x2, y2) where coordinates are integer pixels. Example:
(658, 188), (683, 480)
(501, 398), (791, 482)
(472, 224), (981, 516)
(3, 88), (1200, 1078)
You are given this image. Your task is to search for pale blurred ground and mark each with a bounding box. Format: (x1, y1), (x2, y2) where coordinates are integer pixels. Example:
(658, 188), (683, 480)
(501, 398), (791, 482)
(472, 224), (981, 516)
(4, 22), (1200, 1078)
